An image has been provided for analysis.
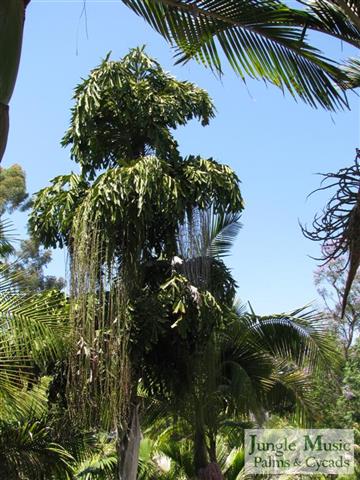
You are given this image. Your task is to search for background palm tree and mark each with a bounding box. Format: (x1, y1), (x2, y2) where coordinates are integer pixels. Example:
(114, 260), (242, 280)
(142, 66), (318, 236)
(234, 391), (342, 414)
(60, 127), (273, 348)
(137, 208), (338, 479)
(0, 221), (73, 479)
(0, 413), (73, 479)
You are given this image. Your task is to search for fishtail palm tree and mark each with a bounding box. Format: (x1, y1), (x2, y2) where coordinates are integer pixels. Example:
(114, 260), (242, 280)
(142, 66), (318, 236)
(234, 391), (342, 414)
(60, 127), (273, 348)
(29, 47), (243, 480)
(138, 209), (338, 479)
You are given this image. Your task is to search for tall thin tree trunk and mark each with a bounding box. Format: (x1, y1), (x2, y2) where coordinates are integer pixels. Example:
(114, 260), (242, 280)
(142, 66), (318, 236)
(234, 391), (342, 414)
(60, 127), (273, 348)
(117, 402), (141, 480)
(194, 424), (209, 473)
(199, 462), (224, 480)
(194, 407), (208, 475)
(194, 410), (224, 480)
(208, 432), (217, 464)
(0, 0), (29, 162)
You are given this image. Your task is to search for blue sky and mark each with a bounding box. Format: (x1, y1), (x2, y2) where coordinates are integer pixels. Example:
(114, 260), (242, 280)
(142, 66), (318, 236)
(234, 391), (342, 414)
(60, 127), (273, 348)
(4, 0), (359, 314)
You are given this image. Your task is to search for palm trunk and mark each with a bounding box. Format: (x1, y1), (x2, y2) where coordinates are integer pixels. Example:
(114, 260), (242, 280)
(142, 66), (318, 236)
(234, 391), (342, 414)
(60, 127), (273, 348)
(193, 404), (224, 479)
(194, 401), (208, 475)
(194, 423), (208, 475)
(0, 0), (29, 162)
(194, 408), (224, 480)
(199, 462), (224, 480)
(117, 402), (141, 480)
(203, 434), (224, 478)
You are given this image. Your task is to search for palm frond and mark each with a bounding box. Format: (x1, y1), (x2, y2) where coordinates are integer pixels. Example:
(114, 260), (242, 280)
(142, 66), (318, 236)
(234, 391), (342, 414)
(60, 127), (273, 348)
(304, 0), (360, 47)
(233, 306), (338, 371)
(206, 210), (242, 259)
(343, 56), (360, 88)
(265, 358), (315, 417)
(0, 251), (68, 419)
(215, 304), (339, 423)
(74, 451), (117, 480)
(122, 0), (351, 110)
(0, 289), (68, 366)
(0, 417), (74, 480)
(0, 218), (17, 257)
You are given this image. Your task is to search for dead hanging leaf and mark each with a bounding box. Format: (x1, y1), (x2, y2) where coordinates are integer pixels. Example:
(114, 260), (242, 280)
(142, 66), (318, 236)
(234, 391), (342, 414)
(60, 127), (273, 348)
(341, 193), (360, 317)
(302, 149), (360, 317)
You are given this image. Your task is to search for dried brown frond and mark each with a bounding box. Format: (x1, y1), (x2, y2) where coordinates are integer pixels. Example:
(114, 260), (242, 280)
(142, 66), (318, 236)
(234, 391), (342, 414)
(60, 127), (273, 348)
(302, 149), (360, 317)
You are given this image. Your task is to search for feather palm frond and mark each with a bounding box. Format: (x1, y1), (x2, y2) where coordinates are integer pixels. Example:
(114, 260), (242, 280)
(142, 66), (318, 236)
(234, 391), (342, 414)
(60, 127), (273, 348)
(0, 417), (74, 480)
(206, 210), (242, 259)
(122, 0), (351, 110)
